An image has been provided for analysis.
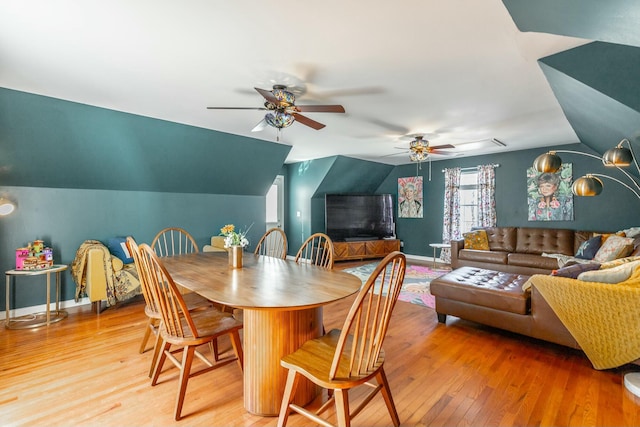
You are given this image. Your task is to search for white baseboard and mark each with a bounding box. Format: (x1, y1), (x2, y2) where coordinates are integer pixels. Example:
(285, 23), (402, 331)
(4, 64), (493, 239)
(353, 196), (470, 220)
(1, 297), (92, 320)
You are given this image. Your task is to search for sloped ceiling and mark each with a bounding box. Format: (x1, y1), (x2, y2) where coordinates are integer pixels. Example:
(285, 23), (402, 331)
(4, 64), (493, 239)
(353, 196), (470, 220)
(503, 0), (640, 162)
(0, 88), (290, 195)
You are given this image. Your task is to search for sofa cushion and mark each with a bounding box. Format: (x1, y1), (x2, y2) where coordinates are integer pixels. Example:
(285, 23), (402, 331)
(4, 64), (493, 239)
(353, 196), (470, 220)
(485, 227), (517, 252)
(457, 249), (508, 264)
(107, 236), (134, 264)
(574, 235), (602, 260)
(463, 230), (489, 250)
(577, 260), (640, 283)
(551, 262), (601, 279)
(593, 235), (634, 263)
(508, 252), (559, 270)
(515, 228), (575, 256)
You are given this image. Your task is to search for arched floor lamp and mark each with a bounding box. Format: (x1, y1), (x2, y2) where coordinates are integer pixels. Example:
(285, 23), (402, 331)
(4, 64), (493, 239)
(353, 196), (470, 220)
(533, 138), (640, 398)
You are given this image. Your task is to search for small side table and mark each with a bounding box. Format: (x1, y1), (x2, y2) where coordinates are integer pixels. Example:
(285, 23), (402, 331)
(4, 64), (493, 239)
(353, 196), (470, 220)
(428, 243), (451, 268)
(5, 264), (68, 329)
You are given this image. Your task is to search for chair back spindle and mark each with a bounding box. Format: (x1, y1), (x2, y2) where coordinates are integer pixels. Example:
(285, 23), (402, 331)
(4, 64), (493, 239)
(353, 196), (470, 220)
(151, 227), (199, 257)
(294, 232), (334, 269)
(254, 227), (288, 259)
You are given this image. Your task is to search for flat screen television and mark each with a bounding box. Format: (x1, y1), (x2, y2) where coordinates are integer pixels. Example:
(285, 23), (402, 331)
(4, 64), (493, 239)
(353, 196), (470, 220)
(325, 194), (395, 242)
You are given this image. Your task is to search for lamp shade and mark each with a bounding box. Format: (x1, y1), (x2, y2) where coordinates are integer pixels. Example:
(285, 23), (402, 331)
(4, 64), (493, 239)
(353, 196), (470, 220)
(602, 146), (633, 167)
(533, 152), (562, 173)
(0, 197), (16, 215)
(572, 175), (603, 197)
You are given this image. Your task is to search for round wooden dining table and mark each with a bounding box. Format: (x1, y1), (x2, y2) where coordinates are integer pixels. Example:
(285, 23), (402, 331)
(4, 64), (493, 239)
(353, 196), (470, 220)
(160, 251), (362, 416)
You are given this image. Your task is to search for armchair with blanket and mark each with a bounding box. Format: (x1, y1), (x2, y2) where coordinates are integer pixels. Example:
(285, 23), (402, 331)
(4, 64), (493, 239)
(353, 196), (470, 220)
(71, 239), (141, 312)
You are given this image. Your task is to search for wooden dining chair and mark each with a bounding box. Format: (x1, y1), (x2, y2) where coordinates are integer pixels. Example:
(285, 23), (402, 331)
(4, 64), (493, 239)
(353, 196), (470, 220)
(137, 243), (244, 421)
(294, 232), (334, 269)
(127, 237), (212, 377)
(277, 251), (406, 427)
(151, 227), (199, 257)
(254, 227), (288, 259)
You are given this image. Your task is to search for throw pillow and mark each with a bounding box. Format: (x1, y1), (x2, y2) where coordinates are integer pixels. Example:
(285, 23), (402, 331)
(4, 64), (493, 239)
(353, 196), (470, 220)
(593, 235), (635, 263)
(600, 255), (640, 269)
(577, 260), (640, 283)
(551, 262), (601, 279)
(463, 230), (489, 250)
(107, 236), (134, 264)
(574, 235), (602, 260)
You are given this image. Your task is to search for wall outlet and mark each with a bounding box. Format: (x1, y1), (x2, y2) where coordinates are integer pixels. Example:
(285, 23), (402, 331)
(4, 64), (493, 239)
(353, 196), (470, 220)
(296, 211), (301, 217)
(400, 240), (404, 248)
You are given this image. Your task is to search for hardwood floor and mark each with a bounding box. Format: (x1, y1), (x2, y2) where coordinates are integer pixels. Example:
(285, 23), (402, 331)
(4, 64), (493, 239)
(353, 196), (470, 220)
(2, 260), (640, 426)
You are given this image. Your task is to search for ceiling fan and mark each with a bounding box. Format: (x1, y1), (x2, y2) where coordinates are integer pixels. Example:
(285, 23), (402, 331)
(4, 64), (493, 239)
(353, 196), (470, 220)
(390, 135), (456, 162)
(207, 85), (345, 135)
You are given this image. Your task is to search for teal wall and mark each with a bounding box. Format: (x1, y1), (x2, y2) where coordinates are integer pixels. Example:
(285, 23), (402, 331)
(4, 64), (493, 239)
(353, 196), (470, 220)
(0, 88), (289, 310)
(0, 87), (290, 195)
(376, 145), (639, 256)
(0, 186), (263, 309)
(287, 145), (640, 258)
(285, 156), (393, 254)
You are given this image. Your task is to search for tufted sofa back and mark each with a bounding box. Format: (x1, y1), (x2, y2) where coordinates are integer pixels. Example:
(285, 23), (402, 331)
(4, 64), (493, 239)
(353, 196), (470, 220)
(485, 227), (517, 252)
(515, 227), (575, 256)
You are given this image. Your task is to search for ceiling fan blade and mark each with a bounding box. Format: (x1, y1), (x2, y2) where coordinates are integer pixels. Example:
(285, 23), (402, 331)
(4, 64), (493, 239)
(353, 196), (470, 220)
(251, 118), (268, 132)
(430, 144), (455, 150)
(293, 113), (325, 130)
(207, 107), (267, 111)
(255, 87), (279, 104)
(380, 151), (408, 158)
(294, 105), (345, 113)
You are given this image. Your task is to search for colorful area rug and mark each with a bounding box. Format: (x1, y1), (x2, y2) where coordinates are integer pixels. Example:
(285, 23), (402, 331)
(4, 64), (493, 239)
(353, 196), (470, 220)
(342, 262), (451, 309)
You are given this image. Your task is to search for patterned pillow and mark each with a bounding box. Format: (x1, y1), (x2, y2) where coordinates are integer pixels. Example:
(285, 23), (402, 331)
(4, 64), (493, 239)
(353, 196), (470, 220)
(463, 230), (489, 250)
(600, 255), (640, 269)
(574, 235), (602, 260)
(593, 235), (635, 263)
(577, 260), (640, 283)
(551, 262), (601, 279)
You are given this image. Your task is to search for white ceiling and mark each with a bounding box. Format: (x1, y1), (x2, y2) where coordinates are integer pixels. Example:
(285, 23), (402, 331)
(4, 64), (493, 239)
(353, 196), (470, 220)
(0, 0), (590, 165)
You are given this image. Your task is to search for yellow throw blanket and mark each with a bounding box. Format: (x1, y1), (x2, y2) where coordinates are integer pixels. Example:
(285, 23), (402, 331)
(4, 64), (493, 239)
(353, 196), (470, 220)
(527, 269), (640, 369)
(71, 240), (140, 307)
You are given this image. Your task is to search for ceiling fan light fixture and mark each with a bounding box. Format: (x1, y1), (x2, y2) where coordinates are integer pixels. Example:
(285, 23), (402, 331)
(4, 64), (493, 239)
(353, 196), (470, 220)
(265, 110), (295, 129)
(409, 136), (428, 151)
(271, 85), (295, 107)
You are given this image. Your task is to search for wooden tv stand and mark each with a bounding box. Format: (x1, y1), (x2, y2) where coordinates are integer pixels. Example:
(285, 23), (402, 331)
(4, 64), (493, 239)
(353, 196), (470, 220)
(333, 239), (400, 262)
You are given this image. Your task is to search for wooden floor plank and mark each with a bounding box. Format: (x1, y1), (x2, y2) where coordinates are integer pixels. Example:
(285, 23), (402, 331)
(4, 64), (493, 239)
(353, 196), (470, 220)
(2, 261), (640, 426)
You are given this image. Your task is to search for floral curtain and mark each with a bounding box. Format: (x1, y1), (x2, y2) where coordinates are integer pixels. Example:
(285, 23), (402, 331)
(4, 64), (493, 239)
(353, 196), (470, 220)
(477, 164), (497, 227)
(441, 167), (461, 263)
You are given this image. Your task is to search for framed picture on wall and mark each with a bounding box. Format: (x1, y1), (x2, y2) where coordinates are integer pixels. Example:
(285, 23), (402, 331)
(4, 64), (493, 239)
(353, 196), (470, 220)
(398, 176), (423, 218)
(527, 163), (574, 221)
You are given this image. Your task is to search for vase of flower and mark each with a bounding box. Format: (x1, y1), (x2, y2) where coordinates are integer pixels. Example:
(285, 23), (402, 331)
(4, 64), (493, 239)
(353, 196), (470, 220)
(229, 245), (243, 268)
(220, 224), (252, 268)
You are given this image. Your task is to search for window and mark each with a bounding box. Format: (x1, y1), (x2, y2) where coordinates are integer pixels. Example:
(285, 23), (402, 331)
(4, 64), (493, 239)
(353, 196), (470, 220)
(459, 170), (479, 234)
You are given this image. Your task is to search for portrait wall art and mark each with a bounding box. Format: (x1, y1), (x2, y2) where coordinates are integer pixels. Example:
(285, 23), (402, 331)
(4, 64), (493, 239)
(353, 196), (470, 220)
(398, 176), (423, 218)
(527, 163), (574, 221)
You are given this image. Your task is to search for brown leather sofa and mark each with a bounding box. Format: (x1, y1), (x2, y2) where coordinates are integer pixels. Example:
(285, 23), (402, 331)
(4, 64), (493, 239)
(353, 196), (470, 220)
(432, 227), (604, 349)
(430, 266), (579, 349)
(450, 227), (599, 275)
